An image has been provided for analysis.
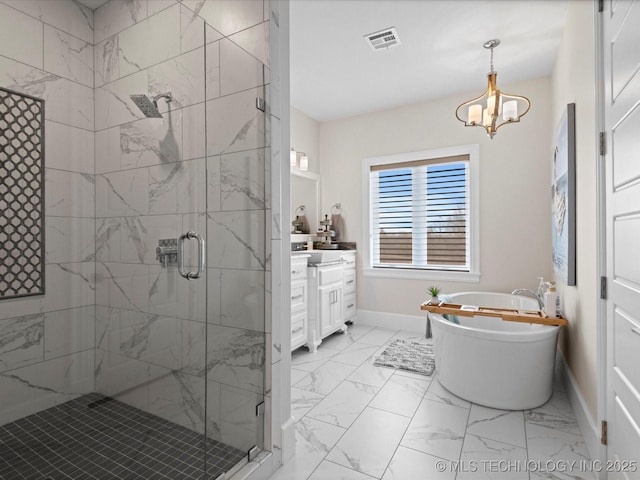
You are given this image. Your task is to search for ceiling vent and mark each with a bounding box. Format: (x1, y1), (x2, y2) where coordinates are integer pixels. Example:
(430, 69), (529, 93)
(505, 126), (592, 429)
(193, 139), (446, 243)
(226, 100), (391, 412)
(364, 27), (401, 51)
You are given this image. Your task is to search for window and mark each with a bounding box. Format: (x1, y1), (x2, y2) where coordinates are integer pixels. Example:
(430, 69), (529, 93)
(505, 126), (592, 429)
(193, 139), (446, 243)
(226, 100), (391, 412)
(362, 145), (480, 282)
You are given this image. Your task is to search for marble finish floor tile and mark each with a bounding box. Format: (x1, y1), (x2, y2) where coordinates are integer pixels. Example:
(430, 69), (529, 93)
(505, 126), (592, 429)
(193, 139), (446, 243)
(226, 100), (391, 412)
(308, 460), (377, 480)
(307, 380), (378, 428)
(294, 361), (358, 395)
(466, 404), (526, 448)
(458, 434), (529, 480)
(269, 417), (345, 480)
(526, 423), (594, 480)
(326, 407), (411, 478)
(382, 446), (455, 480)
(424, 377), (472, 409)
(525, 390), (582, 435)
(401, 397), (470, 461)
(369, 372), (431, 418)
(291, 367), (309, 385)
(291, 387), (325, 422)
(343, 323), (375, 342)
(346, 359), (395, 388)
(291, 345), (340, 372)
(331, 343), (380, 366)
(356, 327), (399, 346)
(273, 327), (594, 480)
(320, 325), (371, 351)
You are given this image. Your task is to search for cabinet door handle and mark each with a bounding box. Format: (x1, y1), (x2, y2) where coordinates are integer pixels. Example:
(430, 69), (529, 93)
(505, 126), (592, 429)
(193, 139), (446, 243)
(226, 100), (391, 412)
(292, 327), (303, 334)
(346, 280), (354, 285)
(347, 303), (354, 308)
(291, 269), (299, 274)
(291, 294), (303, 300)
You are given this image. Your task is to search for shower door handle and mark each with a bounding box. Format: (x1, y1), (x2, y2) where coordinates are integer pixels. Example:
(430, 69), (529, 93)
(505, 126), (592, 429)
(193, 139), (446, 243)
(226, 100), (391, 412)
(177, 231), (206, 280)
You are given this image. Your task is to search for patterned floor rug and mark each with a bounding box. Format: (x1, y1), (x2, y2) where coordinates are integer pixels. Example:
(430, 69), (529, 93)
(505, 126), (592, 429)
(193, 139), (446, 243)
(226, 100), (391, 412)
(373, 340), (435, 376)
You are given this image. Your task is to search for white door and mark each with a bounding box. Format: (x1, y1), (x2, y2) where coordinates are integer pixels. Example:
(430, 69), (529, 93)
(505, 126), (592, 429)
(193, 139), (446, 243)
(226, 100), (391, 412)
(603, 0), (640, 475)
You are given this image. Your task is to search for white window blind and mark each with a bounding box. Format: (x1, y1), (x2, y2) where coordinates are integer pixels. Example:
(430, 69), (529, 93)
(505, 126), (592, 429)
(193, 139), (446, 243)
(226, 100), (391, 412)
(370, 155), (470, 272)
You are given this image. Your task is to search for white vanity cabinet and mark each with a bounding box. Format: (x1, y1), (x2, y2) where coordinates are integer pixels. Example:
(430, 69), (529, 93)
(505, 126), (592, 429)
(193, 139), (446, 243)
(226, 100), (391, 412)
(290, 255), (309, 351)
(307, 263), (347, 352)
(317, 265), (345, 338)
(341, 252), (357, 323)
(291, 250), (357, 353)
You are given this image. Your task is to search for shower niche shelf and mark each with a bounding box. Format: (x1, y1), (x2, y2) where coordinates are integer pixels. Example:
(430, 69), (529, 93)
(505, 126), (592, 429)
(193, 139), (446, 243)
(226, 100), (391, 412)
(0, 87), (45, 299)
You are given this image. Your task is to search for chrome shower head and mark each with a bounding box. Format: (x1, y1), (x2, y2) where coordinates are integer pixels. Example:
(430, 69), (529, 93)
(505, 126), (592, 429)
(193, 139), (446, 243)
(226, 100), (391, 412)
(129, 92), (172, 118)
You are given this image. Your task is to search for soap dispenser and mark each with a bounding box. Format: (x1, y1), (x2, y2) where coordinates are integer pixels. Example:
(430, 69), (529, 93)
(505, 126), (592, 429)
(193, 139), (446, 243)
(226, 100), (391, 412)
(537, 277), (547, 299)
(544, 283), (558, 318)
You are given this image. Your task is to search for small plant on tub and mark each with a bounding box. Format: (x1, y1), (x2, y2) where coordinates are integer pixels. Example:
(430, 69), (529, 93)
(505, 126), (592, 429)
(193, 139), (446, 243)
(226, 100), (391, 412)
(428, 285), (441, 304)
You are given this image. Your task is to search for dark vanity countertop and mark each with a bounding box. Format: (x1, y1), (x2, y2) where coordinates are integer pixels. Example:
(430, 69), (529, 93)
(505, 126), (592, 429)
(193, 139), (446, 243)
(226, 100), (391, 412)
(291, 241), (356, 252)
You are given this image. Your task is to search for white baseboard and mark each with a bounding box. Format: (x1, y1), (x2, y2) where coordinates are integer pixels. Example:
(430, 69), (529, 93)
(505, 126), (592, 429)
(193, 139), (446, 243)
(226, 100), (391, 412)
(356, 309), (426, 334)
(558, 351), (603, 466)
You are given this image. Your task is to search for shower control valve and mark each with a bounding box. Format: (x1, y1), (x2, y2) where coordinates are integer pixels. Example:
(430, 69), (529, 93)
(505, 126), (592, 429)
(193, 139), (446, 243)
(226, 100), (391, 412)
(156, 238), (178, 268)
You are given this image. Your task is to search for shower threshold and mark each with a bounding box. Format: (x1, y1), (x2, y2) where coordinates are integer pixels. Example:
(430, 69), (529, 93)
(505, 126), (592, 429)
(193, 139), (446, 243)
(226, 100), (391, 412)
(0, 393), (245, 480)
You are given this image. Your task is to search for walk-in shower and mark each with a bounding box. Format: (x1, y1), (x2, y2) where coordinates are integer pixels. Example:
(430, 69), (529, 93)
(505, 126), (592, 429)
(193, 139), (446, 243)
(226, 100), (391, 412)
(129, 92), (173, 118)
(0, 1), (271, 479)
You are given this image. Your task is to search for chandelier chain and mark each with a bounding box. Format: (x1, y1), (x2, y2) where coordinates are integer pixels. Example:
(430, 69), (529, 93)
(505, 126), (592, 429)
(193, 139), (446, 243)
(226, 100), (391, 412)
(490, 46), (495, 73)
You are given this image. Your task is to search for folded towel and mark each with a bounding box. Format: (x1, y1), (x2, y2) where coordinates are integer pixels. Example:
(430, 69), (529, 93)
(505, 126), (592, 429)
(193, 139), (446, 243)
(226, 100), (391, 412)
(331, 213), (344, 241)
(299, 214), (310, 234)
(439, 294), (459, 324)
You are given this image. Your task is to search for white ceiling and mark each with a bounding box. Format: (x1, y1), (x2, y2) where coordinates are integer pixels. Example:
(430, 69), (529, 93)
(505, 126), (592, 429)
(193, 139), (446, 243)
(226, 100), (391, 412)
(290, 0), (569, 122)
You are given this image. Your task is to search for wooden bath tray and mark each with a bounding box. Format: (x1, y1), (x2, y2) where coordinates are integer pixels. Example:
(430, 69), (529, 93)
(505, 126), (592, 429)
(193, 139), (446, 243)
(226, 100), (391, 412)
(420, 301), (568, 326)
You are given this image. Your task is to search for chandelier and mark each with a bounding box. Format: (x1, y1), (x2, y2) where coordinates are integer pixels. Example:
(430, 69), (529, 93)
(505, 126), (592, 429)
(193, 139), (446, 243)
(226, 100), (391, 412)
(455, 39), (531, 139)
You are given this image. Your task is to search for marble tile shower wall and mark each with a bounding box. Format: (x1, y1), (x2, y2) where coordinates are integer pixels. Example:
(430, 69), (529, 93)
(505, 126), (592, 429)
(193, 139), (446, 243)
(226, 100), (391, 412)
(0, 0), (96, 425)
(92, 0), (271, 451)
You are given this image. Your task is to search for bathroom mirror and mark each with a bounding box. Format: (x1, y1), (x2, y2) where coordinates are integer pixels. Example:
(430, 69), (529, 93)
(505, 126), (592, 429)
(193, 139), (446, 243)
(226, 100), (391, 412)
(291, 169), (320, 239)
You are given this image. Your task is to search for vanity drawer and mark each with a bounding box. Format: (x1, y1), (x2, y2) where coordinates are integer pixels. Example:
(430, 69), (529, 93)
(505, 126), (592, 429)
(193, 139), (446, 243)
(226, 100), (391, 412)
(291, 310), (306, 334)
(341, 253), (356, 269)
(344, 293), (357, 320)
(318, 265), (343, 286)
(291, 283), (307, 312)
(344, 271), (356, 294)
(291, 309), (307, 350)
(291, 259), (308, 281)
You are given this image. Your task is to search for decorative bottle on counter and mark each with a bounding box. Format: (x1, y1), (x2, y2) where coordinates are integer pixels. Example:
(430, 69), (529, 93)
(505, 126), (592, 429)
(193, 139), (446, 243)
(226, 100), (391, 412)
(544, 284), (558, 318)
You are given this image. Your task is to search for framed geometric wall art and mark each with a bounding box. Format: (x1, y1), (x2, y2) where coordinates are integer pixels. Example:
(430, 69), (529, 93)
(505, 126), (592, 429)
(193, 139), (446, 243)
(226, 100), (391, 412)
(551, 103), (576, 286)
(0, 86), (45, 299)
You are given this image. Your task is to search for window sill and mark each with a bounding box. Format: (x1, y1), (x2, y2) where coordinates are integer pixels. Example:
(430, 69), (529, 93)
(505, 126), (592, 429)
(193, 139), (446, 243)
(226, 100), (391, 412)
(362, 267), (481, 283)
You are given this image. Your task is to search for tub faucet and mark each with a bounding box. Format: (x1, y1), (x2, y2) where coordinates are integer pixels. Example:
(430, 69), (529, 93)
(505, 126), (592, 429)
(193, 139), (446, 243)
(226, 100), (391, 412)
(511, 289), (544, 310)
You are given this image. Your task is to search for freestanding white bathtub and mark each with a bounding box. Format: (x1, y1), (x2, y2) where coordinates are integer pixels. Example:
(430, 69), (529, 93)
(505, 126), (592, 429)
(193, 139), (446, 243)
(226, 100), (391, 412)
(430, 292), (560, 410)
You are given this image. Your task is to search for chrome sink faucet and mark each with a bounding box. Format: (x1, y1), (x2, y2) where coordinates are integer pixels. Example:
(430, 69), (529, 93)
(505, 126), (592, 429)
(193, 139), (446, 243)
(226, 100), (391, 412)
(511, 289), (544, 310)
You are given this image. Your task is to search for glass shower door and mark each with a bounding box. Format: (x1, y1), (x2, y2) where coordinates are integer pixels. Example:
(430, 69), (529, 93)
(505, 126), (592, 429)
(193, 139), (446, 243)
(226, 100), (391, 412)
(92, 3), (216, 476)
(200, 8), (270, 473)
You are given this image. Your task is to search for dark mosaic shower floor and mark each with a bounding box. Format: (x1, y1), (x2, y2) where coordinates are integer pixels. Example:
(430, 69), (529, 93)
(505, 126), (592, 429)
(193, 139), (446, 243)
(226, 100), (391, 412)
(0, 393), (245, 480)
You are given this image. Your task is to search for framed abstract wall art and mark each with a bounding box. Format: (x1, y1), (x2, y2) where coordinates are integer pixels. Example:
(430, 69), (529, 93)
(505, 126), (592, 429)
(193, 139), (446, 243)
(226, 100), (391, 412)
(551, 103), (576, 286)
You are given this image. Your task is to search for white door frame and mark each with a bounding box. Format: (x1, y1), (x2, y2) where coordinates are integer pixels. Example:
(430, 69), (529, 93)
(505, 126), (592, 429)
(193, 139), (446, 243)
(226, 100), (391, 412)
(594, 0), (608, 474)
